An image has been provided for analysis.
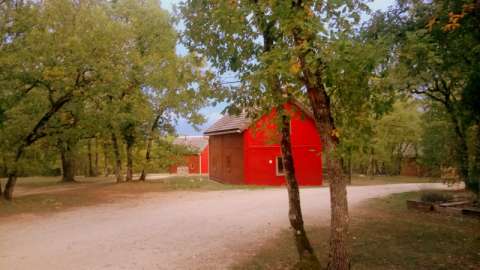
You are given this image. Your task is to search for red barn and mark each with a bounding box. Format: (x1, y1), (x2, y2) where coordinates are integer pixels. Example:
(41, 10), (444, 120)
(204, 101), (323, 186)
(169, 136), (209, 175)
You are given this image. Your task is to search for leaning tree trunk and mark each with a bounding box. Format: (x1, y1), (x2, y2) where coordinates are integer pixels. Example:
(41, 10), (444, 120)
(125, 141), (133, 182)
(3, 92), (73, 200)
(139, 115), (161, 181)
(4, 173), (17, 200)
(4, 147), (24, 200)
(279, 107), (318, 263)
(291, 5), (350, 267)
(60, 142), (76, 182)
(111, 132), (123, 182)
(295, 42), (350, 269)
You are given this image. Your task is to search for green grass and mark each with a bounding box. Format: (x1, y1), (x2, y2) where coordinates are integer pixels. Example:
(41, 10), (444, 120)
(348, 175), (440, 186)
(234, 191), (480, 270)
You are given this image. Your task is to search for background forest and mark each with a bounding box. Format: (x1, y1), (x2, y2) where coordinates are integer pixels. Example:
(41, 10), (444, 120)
(0, 0), (479, 199)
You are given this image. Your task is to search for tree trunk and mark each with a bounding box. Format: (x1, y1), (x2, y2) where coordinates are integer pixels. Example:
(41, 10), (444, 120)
(87, 139), (95, 177)
(60, 142), (76, 182)
(470, 122), (480, 198)
(279, 106), (317, 263)
(346, 152), (352, 185)
(139, 115), (161, 181)
(2, 156), (7, 177)
(2, 92), (73, 200)
(4, 173), (17, 200)
(367, 148), (375, 179)
(293, 32), (350, 268)
(94, 137), (99, 177)
(326, 153), (349, 270)
(477, 123), (480, 199)
(111, 132), (123, 182)
(125, 141), (133, 182)
(103, 142), (109, 176)
(445, 104), (469, 184)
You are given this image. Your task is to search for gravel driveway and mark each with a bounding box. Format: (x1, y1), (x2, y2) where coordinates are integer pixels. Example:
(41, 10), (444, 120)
(0, 183), (446, 270)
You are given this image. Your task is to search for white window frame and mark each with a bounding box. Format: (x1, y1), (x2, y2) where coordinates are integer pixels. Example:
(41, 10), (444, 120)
(276, 156), (285, 176)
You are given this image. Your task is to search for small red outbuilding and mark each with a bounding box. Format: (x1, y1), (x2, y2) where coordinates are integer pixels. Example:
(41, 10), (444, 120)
(169, 136), (209, 175)
(204, 101), (323, 186)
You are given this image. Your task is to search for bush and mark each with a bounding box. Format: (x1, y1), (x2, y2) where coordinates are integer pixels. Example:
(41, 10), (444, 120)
(420, 191), (453, 203)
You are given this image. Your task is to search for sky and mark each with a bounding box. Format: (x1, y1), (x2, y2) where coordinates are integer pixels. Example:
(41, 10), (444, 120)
(161, 0), (396, 135)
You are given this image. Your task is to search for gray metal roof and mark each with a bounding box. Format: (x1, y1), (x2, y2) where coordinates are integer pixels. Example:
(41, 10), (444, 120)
(203, 112), (251, 135)
(173, 136), (209, 152)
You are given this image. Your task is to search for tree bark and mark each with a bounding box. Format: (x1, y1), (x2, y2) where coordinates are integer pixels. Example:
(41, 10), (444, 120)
(111, 132), (123, 182)
(87, 139), (95, 177)
(94, 137), (99, 177)
(279, 106), (317, 263)
(103, 142), (109, 176)
(59, 141), (76, 182)
(139, 115), (161, 181)
(4, 146), (24, 200)
(252, 3), (317, 264)
(470, 122), (480, 198)
(367, 148), (375, 179)
(3, 92), (73, 200)
(4, 173), (17, 200)
(1, 156), (7, 177)
(307, 89), (350, 270)
(293, 28), (350, 269)
(125, 141), (133, 182)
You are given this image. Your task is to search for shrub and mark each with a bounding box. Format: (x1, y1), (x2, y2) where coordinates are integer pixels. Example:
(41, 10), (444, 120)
(420, 191), (453, 203)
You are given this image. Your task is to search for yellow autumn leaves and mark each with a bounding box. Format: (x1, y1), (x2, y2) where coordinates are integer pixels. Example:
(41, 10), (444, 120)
(426, 4), (476, 33)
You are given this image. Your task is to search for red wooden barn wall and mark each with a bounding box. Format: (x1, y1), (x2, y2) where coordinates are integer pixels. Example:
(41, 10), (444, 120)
(169, 154), (199, 174)
(207, 103), (323, 186)
(243, 103), (323, 186)
(200, 147), (209, 174)
(169, 147), (209, 174)
(209, 133), (244, 184)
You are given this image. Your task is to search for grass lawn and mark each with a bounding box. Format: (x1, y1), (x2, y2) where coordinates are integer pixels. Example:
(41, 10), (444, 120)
(347, 175), (440, 186)
(234, 191), (480, 270)
(0, 175), (259, 218)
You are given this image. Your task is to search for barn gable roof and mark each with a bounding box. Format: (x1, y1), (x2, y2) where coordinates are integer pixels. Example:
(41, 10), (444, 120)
(173, 136), (209, 152)
(204, 100), (314, 136)
(204, 112), (251, 135)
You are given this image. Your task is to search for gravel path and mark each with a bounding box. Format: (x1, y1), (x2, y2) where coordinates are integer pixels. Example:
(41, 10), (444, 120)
(0, 183), (447, 270)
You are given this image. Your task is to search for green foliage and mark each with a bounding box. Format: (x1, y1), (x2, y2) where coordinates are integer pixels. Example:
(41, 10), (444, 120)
(367, 0), (479, 191)
(0, 0), (219, 181)
(179, 0), (393, 144)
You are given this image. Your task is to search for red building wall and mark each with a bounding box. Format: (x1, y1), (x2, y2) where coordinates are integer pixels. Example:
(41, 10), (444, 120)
(169, 154), (200, 174)
(200, 147), (209, 174)
(243, 103), (323, 186)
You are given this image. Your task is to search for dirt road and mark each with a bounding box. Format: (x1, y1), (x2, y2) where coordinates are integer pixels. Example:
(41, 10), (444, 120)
(0, 183), (446, 270)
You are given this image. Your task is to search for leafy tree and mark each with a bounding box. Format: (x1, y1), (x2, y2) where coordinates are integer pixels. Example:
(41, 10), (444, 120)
(0, 0), (128, 199)
(109, 0), (220, 182)
(179, 1), (391, 268)
(382, 0), (480, 194)
(179, 1), (319, 264)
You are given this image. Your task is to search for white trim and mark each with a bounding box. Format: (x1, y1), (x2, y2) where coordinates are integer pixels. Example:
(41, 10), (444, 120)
(275, 156), (285, 176)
